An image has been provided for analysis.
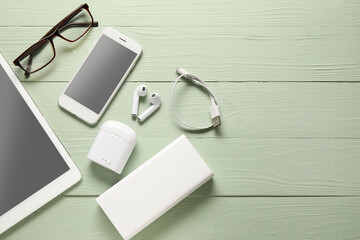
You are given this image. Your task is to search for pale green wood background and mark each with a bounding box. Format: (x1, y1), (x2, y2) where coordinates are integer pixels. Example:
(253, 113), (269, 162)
(1, 0), (360, 239)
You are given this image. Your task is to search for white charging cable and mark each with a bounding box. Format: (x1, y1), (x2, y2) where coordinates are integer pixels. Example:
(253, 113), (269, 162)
(171, 68), (221, 130)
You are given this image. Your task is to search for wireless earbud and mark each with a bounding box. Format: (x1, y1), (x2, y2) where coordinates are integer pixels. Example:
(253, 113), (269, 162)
(138, 93), (161, 122)
(132, 85), (147, 118)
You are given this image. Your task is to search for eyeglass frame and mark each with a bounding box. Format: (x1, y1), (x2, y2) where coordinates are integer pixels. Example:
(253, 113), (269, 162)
(13, 3), (99, 77)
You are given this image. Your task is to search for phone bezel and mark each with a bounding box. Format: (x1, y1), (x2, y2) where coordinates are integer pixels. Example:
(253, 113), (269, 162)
(58, 27), (142, 125)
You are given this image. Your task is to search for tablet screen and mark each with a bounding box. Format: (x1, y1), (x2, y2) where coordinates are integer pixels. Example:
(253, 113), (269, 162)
(0, 65), (70, 216)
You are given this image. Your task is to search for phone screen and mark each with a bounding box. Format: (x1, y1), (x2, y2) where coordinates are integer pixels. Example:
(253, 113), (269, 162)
(64, 35), (137, 114)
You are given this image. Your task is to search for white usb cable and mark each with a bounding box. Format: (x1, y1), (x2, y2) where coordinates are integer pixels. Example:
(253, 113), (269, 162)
(171, 68), (221, 130)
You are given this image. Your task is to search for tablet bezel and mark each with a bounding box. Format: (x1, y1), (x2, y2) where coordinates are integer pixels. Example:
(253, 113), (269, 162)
(0, 53), (82, 235)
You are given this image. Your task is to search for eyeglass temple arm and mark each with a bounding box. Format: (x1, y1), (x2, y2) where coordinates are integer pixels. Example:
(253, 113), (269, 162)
(41, 6), (84, 39)
(58, 22), (98, 32)
(41, 3), (98, 40)
(24, 54), (33, 77)
(41, 21), (98, 40)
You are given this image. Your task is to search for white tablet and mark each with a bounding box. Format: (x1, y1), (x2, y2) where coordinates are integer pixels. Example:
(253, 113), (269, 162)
(0, 53), (81, 235)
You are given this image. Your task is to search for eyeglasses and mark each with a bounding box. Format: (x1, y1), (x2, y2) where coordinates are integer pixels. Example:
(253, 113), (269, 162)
(13, 3), (98, 77)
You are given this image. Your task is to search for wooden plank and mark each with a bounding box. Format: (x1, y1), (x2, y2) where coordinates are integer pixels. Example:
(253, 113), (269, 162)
(2, 196), (360, 240)
(1, 1), (359, 240)
(16, 82), (360, 196)
(1, 26), (360, 82)
(22, 82), (360, 139)
(61, 137), (360, 196)
(1, 0), (360, 27)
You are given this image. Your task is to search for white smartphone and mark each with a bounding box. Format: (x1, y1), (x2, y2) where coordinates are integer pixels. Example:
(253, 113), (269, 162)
(59, 27), (142, 124)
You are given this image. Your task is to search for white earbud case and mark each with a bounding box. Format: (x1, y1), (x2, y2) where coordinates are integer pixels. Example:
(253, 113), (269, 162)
(88, 121), (136, 174)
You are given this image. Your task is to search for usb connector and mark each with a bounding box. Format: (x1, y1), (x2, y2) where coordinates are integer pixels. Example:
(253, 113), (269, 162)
(210, 102), (221, 128)
(212, 116), (221, 128)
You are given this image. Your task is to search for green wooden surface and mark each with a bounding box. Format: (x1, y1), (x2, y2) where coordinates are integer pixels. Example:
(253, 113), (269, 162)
(1, 0), (360, 239)
(2, 27), (360, 82)
(3, 197), (360, 240)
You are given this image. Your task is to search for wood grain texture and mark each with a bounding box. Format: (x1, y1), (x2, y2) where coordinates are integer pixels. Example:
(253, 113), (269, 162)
(1, 0), (360, 239)
(22, 82), (360, 139)
(18, 82), (360, 196)
(1, 26), (360, 82)
(1, 0), (360, 27)
(62, 137), (360, 196)
(2, 196), (360, 240)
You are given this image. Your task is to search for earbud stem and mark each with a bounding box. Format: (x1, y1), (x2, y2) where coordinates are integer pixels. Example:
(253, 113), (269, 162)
(138, 105), (160, 122)
(132, 91), (140, 117)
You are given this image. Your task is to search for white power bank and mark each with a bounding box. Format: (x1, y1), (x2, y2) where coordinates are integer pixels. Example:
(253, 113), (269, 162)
(96, 134), (214, 240)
